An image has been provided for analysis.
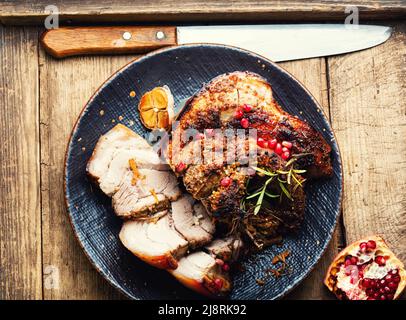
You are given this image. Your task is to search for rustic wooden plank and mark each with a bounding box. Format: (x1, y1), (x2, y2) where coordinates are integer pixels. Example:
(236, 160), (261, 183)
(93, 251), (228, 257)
(328, 22), (406, 262)
(1, 0), (405, 25)
(0, 26), (42, 299)
(279, 58), (345, 299)
(39, 47), (136, 299)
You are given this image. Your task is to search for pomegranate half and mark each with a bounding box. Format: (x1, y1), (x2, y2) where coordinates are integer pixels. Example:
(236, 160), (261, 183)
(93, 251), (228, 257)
(324, 235), (405, 300)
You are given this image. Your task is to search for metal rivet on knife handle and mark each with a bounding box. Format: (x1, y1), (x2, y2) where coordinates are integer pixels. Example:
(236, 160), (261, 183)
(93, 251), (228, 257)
(122, 31), (132, 40)
(156, 31), (165, 40)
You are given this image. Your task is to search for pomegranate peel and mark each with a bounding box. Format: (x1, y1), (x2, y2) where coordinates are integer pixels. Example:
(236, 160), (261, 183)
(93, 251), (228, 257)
(324, 235), (405, 300)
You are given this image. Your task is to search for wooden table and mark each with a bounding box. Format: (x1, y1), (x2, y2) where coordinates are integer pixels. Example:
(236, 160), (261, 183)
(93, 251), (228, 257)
(0, 1), (405, 300)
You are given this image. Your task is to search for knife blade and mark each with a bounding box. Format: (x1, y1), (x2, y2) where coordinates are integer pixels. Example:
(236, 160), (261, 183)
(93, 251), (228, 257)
(41, 24), (391, 61)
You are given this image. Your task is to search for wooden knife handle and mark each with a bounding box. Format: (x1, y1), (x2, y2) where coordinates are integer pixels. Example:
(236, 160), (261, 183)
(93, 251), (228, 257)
(41, 26), (177, 58)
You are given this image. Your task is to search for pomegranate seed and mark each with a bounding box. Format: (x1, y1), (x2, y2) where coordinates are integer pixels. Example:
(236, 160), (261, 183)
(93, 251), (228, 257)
(375, 255), (386, 266)
(366, 240), (376, 250)
(205, 128), (215, 137)
(393, 275), (401, 283)
(175, 162), (186, 173)
(359, 242), (368, 253)
(281, 151), (290, 160)
(215, 258), (224, 266)
(234, 109), (244, 119)
(220, 177), (232, 187)
(386, 294), (394, 300)
(366, 288), (374, 296)
(385, 274), (392, 281)
(282, 141), (293, 149)
(379, 288), (386, 294)
(363, 278), (372, 288)
(384, 286), (392, 293)
(373, 292), (380, 299)
(214, 278), (223, 289)
(370, 279), (377, 288)
(345, 259), (352, 267)
(379, 279), (386, 287)
(388, 281), (398, 290)
(380, 295), (386, 300)
(257, 137), (268, 148)
(240, 118), (249, 128)
(350, 256), (358, 265)
(282, 147), (289, 153)
(391, 269), (399, 275)
(222, 263), (230, 272)
(268, 139), (277, 149)
(243, 104), (253, 112)
(275, 143), (283, 155)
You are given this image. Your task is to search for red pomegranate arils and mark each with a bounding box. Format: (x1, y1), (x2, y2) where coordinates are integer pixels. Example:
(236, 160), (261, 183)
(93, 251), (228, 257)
(234, 109), (244, 119)
(175, 162), (186, 173)
(214, 278), (223, 289)
(243, 104), (253, 112)
(366, 240), (377, 250)
(222, 263), (230, 272)
(324, 236), (406, 300)
(282, 141), (293, 149)
(220, 177), (232, 187)
(375, 255), (386, 266)
(359, 242), (368, 253)
(257, 137), (268, 148)
(281, 151), (290, 160)
(268, 139), (277, 149)
(275, 143), (282, 155)
(240, 118), (249, 128)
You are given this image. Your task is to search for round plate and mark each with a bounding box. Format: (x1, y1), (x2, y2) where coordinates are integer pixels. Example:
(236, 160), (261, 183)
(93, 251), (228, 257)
(65, 44), (342, 300)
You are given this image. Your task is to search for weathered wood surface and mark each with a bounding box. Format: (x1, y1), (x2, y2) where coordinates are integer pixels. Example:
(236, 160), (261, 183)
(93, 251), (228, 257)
(280, 59), (344, 299)
(329, 22), (406, 262)
(39, 47), (134, 299)
(0, 20), (405, 299)
(0, 26), (42, 299)
(1, 1), (405, 25)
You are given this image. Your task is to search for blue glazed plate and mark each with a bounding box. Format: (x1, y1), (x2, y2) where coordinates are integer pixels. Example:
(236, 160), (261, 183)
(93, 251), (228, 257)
(65, 44), (342, 300)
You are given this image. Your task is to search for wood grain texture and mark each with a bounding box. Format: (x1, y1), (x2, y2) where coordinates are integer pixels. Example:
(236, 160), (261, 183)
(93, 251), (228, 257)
(39, 48), (136, 299)
(41, 26), (177, 58)
(0, 26), (42, 299)
(1, 1), (405, 25)
(329, 22), (406, 262)
(280, 58), (344, 300)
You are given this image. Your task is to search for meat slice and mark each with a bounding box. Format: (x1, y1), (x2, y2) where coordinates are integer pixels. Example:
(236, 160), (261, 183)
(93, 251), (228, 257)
(113, 168), (180, 219)
(119, 213), (188, 269)
(87, 124), (181, 219)
(204, 236), (244, 262)
(170, 194), (215, 248)
(87, 124), (166, 183)
(169, 251), (231, 296)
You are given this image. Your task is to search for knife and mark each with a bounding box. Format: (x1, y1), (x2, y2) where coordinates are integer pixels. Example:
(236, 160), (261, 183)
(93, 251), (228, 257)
(41, 24), (392, 61)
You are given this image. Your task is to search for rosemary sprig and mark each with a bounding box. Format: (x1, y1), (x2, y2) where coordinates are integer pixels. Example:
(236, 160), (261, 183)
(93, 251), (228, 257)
(242, 157), (307, 215)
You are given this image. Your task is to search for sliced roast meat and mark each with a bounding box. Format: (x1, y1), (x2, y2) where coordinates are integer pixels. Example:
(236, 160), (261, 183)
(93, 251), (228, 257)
(205, 236), (244, 262)
(119, 213), (188, 269)
(169, 251), (231, 296)
(170, 194), (215, 248)
(113, 168), (180, 219)
(87, 124), (181, 219)
(87, 124), (167, 183)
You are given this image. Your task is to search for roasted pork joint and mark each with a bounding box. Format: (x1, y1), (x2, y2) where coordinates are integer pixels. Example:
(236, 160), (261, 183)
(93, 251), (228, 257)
(167, 71), (332, 249)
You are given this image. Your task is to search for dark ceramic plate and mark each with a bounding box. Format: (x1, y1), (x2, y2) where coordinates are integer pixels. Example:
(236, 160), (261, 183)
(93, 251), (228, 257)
(65, 44), (342, 300)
